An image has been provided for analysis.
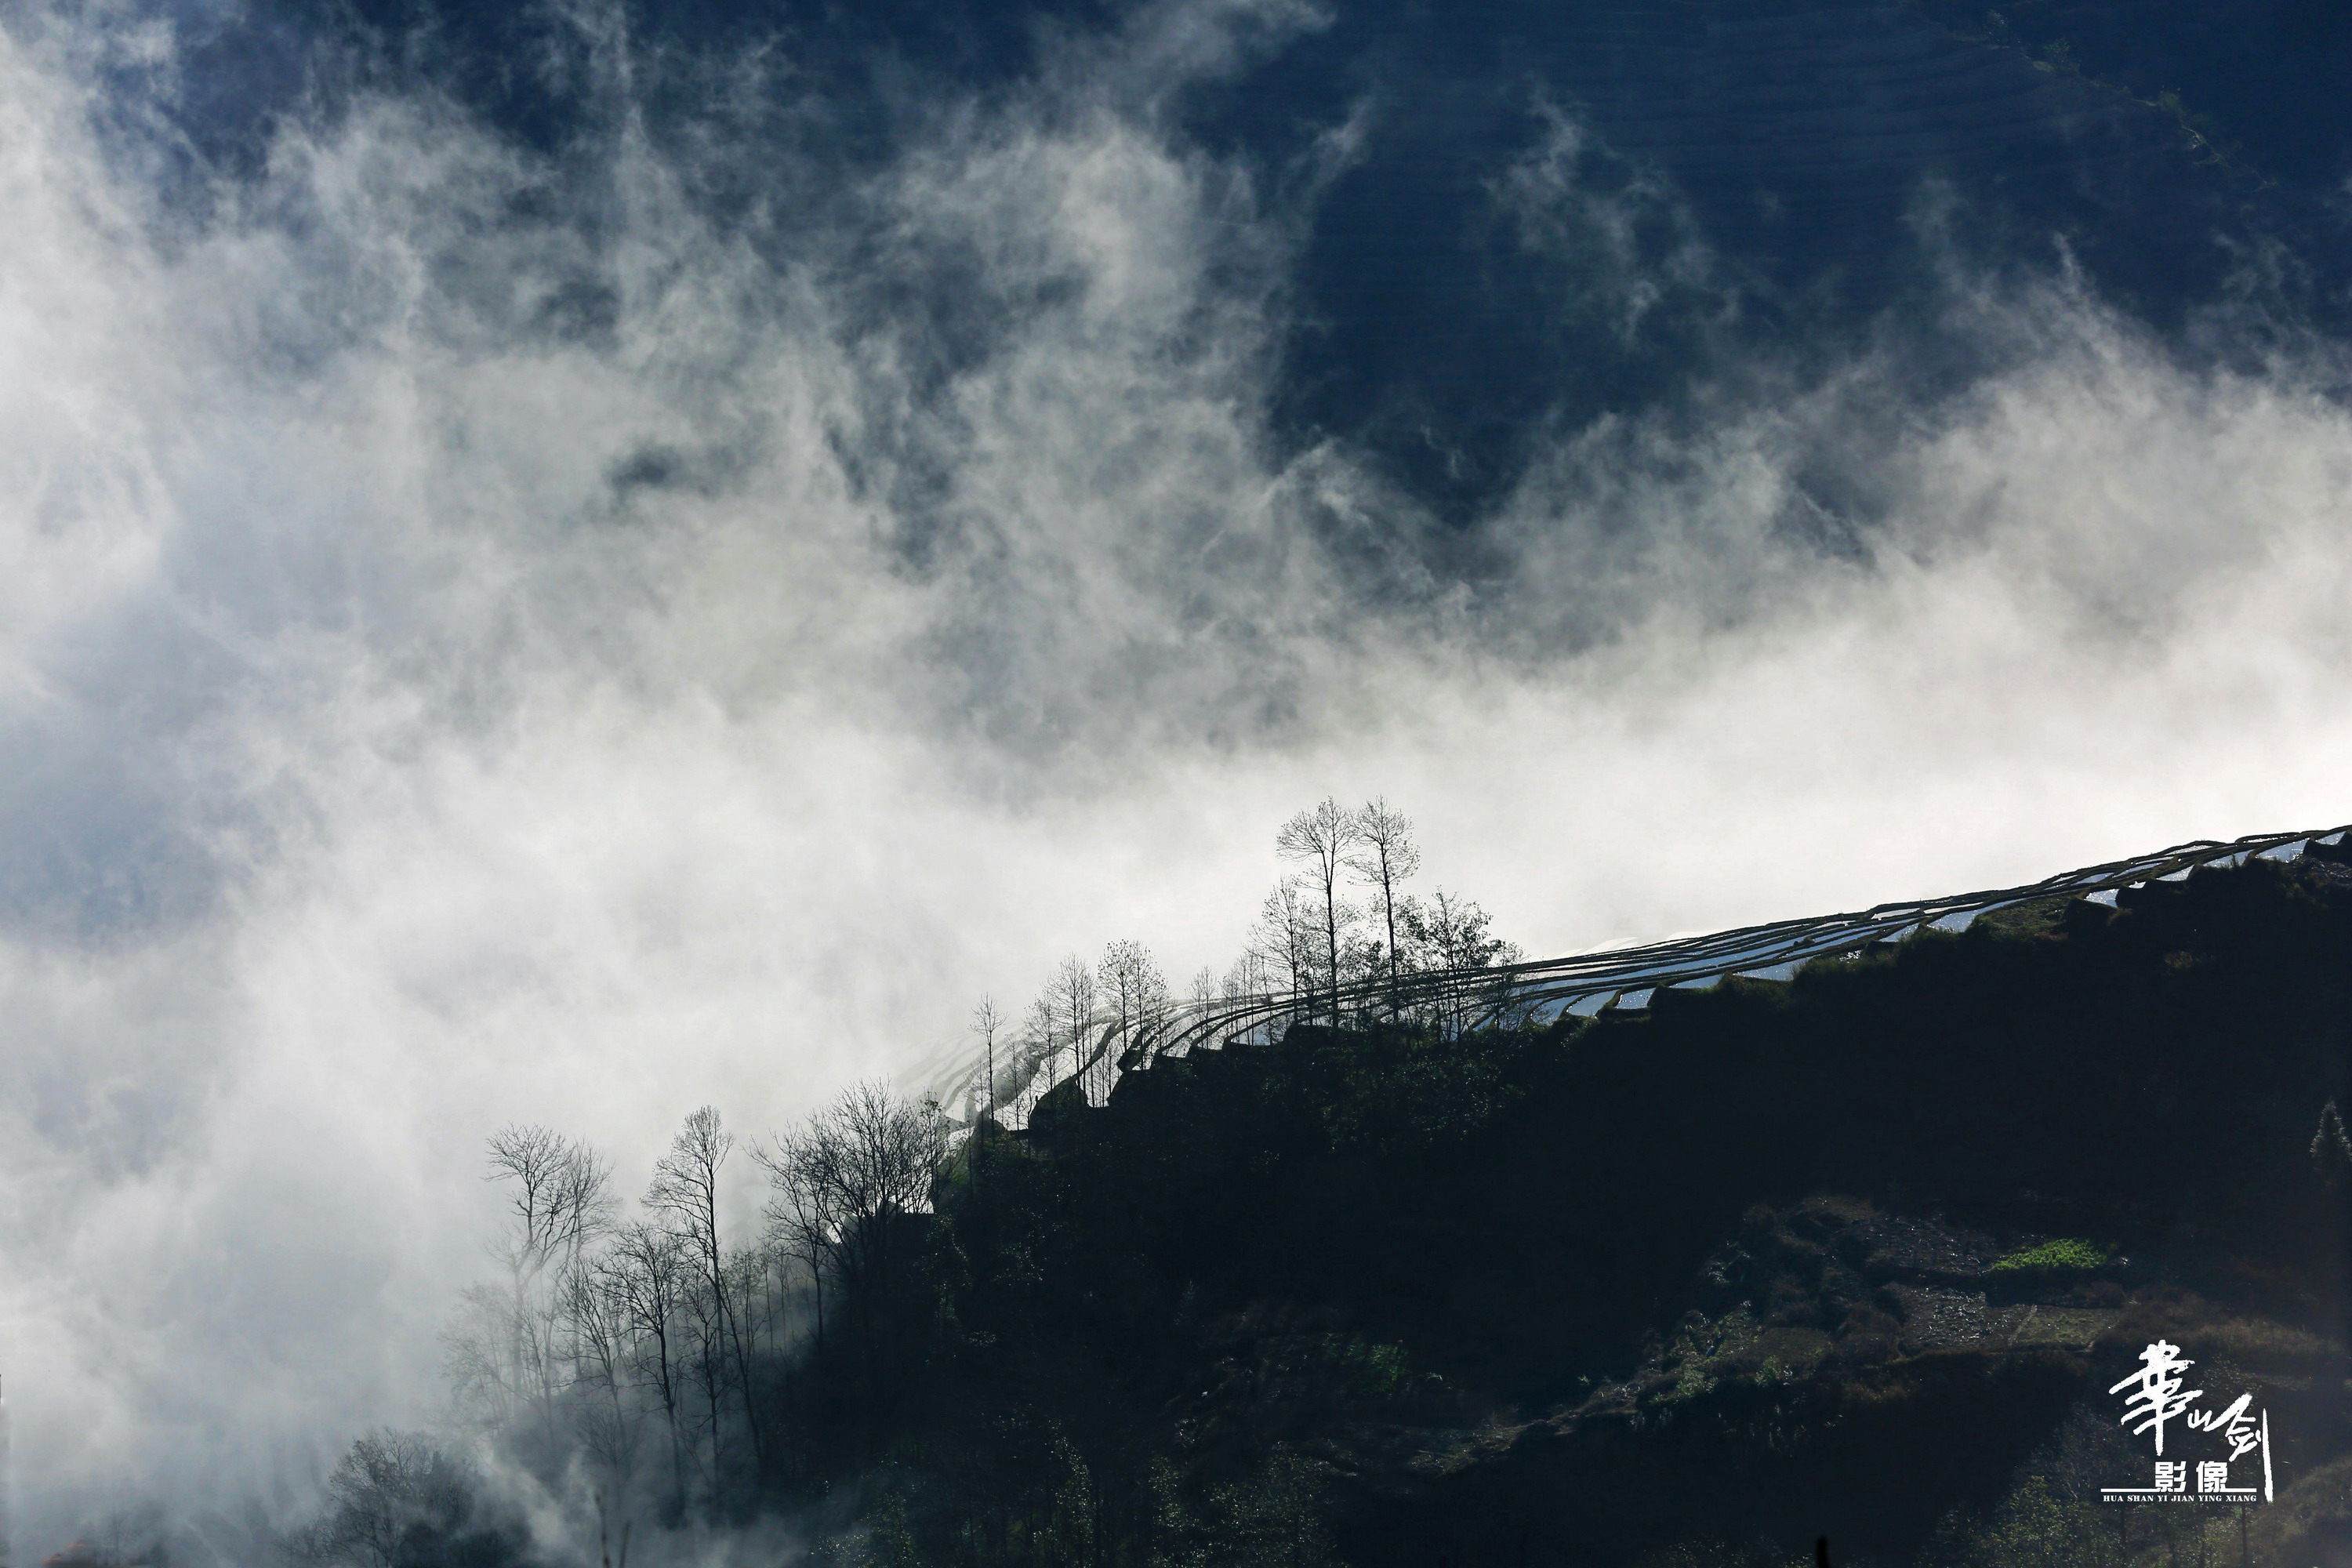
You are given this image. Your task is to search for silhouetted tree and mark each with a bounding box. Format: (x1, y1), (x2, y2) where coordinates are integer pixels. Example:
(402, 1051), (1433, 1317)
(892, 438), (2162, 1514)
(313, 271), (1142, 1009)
(758, 1081), (946, 1465)
(447, 1127), (612, 1439)
(286, 1432), (525, 1568)
(1347, 797), (1421, 1012)
(757, 1123), (842, 1352)
(557, 1258), (638, 1490)
(1097, 938), (1167, 1087)
(972, 996), (1005, 1123)
(606, 1220), (691, 1511)
(806, 1083), (946, 1328)
(1047, 954), (1099, 1098)
(1400, 889), (1521, 1036)
(486, 1126), (614, 1289)
(1252, 877), (1318, 1025)
(647, 1107), (760, 1476)
(1022, 993), (1060, 1102)
(1276, 800), (1361, 1021)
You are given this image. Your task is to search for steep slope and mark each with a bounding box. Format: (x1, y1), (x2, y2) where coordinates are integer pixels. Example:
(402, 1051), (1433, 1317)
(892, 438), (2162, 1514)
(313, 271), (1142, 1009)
(840, 844), (2352, 1566)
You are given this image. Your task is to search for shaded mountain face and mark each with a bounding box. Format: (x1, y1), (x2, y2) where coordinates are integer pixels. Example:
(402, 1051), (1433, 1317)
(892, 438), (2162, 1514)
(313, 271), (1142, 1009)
(156, 0), (2352, 524)
(873, 848), (2352, 1567)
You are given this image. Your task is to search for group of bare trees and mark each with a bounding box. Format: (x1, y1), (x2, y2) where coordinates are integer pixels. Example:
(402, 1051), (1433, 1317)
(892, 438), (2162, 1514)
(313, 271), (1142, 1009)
(443, 1126), (615, 1445)
(437, 1085), (946, 1519)
(285, 1431), (520, 1568)
(1011, 939), (1174, 1109)
(1251, 796), (1521, 1035)
(981, 798), (1523, 1120)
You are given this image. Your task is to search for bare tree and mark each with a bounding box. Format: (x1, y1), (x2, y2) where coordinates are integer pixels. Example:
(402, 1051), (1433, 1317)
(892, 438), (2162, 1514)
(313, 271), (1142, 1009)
(1276, 799), (1362, 1021)
(1347, 797), (1421, 1011)
(755, 1126), (843, 1351)
(1223, 949), (1278, 1044)
(1251, 877), (1318, 1026)
(806, 1082), (946, 1336)
(969, 995), (1007, 1196)
(724, 1242), (782, 1379)
(1096, 939), (1167, 1088)
(607, 1219), (691, 1508)
(677, 1269), (731, 1487)
(1400, 889), (1522, 1037)
(486, 1126), (615, 1284)
(1048, 954), (1098, 1098)
(1022, 993), (1060, 1101)
(92, 1504), (165, 1568)
(560, 1259), (640, 1486)
(441, 1281), (523, 1427)
(646, 1106), (763, 1475)
(973, 996), (1004, 1123)
(288, 1432), (484, 1568)
(476, 1127), (612, 1438)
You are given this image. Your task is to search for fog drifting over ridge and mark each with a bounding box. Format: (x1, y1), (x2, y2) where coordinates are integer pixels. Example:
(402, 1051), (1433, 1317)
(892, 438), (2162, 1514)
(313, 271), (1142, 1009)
(5, 0), (2352, 1540)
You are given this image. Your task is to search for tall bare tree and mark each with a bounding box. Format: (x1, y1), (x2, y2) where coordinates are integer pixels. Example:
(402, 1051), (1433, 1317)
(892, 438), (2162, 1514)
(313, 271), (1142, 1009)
(969, 995), (1007, 1196)
(560, 1258), (639, 1486)
(1276, 798), (1362, 1021)
(646, 1107), (761, 1475)
(1347, 797), (1421, 1011)
(756, 1125), (842, 1351)
(1224, 949), (1272, 1003)
(1251, 876), (1318, 1026)
(481, 1127), (613, 1436)
(486, 1126), (615, 1281)
(1096, 939), (1167, 1089)
(1400, 889), (1523, 1037)
(811, 1083), (946, 1304)
(607, 1220), (690, 1509)
(972, 995), (1004, 1123)
(1048, 954), (1098, 1098)
(1221, 947), (1278, 1044)
(761, 1084), (947, 1461)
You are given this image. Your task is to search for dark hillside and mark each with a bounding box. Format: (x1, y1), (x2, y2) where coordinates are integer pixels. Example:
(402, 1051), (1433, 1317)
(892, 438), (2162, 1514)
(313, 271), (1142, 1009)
(789, 846), (2352, 1565)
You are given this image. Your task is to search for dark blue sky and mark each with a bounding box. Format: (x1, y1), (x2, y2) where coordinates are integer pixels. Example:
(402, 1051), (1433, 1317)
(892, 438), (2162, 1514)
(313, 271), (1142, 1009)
(132, 0), (2352, 521)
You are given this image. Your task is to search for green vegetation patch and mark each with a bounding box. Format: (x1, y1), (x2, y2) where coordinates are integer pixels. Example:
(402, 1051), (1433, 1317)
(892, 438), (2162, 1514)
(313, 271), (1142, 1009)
(1988, 1238), (2111, 1273)
(1973, 894), (2077, 938)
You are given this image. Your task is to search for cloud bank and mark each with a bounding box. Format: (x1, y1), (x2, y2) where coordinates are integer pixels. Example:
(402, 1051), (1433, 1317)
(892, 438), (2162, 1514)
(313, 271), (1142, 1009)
(2, 0), (2350, 1544)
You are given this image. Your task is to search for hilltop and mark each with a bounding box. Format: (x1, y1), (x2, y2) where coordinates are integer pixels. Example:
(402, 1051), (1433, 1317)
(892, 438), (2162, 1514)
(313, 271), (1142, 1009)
(869, 843), (2352, 1566)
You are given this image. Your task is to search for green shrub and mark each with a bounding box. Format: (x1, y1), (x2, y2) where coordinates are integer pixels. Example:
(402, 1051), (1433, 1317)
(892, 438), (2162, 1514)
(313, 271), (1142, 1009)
(1988, 1239), (2110, 1273)
(1669, 1367), (1714, 1403)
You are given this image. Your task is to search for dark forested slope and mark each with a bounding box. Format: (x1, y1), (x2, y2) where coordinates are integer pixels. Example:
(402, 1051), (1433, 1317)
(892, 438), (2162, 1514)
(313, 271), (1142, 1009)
(815, 844), (2352, 1566)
